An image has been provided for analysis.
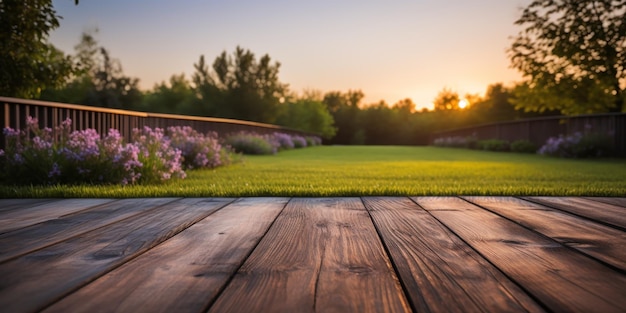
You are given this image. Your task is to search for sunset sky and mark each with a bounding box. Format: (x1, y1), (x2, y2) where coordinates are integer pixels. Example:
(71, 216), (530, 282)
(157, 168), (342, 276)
(50, 0), (531, 110)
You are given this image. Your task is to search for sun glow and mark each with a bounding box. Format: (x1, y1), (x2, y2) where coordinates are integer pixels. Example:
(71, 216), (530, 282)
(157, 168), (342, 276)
(458, 98), (469, 109)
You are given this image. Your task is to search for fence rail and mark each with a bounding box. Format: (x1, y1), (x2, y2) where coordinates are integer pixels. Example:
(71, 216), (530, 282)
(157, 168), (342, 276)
(431, 113), (626, 156)
(1, 97), (317, 150)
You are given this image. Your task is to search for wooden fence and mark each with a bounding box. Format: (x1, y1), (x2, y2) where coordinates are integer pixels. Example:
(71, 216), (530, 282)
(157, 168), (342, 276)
(1, 97), (317, 150)
(431, 113), (626, 156)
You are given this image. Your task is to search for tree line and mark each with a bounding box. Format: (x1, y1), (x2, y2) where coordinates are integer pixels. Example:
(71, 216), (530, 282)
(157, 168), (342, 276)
(2, 0), (624, 144)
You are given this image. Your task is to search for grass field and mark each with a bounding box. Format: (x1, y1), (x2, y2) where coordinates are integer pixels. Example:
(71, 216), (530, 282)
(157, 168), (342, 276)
(1, 146), (624, 197)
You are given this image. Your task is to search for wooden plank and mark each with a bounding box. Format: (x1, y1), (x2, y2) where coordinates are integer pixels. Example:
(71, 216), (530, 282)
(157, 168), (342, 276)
(414, 197), (626, 313)
(0, 198), (178, 263)
(465, 197), (626, 271)
(0, 198), (115, 233)
(523, 197), (626, 230)
(583, 197), (626, 208)
(0, 199), (58, 212)
(363, 197), (544, 313)
(0, 197), (233, 313)
(44, 198), (289, 313)
(209, 198), (410, 313)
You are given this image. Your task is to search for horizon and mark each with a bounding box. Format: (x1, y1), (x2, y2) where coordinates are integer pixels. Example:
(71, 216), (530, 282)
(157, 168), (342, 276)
(49, 0), (530, 110)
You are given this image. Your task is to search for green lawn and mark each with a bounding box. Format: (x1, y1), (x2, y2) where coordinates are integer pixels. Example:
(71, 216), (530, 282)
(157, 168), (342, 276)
(1, 146), (624, 197)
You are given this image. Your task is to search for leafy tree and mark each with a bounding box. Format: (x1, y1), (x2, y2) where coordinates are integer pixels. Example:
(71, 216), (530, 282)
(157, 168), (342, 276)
(142, 74), (194, 114)
(41, 31), (143, 109)
(509, 0), (626, 114)
(276, 97), (337, 139)
(323, 90), (364, 144)
(392, 98), (416, 114)
(192, 47), (288, 123)
(0, 0), (74, 98)
(433, 88), (460, 111)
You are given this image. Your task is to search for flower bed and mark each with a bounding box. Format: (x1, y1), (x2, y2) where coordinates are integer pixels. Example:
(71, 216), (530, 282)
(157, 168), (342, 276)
(0, 117), (322, 186)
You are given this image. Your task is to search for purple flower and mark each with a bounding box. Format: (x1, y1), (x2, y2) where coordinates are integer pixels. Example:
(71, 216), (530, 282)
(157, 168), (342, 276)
(48, 163), (61, 178)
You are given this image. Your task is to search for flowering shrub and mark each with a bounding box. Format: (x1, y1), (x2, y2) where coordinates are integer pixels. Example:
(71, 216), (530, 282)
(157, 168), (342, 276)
(0, 117), (143, 185)
(433, 136), (471, 148)
(538, 132), (613, 158)
(167, 126), (233, 169)
(0, 117), (319, 185)
(223, 132), (277, 155)
(306, 136), (322, 146)
(272, 133), (295, 150)
(132, 126), (186, 183)
(291, 135), (307, 148)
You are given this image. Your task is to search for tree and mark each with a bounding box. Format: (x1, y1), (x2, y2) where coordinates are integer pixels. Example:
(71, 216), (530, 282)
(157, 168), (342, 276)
(509, 0), (626, 114)
(276, 98), (336, 139)
(192, 47), (288, 123)
(142, 74), (194, 114)
(40, 31), (143, 109)
(0, 0), (74, 98)
(433, 88), (460, 111)
(323, 90), (364, 144)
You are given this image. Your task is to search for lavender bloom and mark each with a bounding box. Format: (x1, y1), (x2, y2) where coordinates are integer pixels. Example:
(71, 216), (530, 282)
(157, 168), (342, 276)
(292, 135), (307, 148)
(48, 163), (61, 178)
(273, 133), (295, 150)
(167, 126), (227, 169)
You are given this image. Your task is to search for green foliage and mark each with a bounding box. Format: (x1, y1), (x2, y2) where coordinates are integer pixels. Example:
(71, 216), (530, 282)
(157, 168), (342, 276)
(477, 139), (510, 152)
(141, 74), (195, 114)
(275, 98), (336, 139)
(191, 47), (288, 123)
(323, 90), (364, 144)
(433, 136), (474, 148)
(223, 133), (276, 155)
(433, 87), (460, 111)
(0, 0), (74, 98)
(2, 146), (624, 197)
(510, 140), (537, 153)
(539, 132), (614, 158)
(40, 31), (143, 109)
(509, 0), (626, 114)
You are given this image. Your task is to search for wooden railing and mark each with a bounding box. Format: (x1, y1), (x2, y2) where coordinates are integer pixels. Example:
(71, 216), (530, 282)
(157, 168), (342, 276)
(1, 97), (317, 150)
(431, 113), (626, 156)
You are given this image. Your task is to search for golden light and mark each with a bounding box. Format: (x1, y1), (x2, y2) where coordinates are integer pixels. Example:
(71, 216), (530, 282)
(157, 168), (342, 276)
(458, 98), (469, 109)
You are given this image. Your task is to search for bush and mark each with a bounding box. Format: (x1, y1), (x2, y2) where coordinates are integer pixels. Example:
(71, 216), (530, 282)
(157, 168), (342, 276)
(433, 136), (468, 148)
(223, 132), (277, 155)
(433, 134), (478, 149)
(306, 136), (322, 146)
(131, 127), (186, 183)
(272, 133), (295, 150)
(292, 135), (308, 148)
(538, 132), (613, 158)
(510, 140), (537, 153)
(0, 117), (145, 185)
(477, 139), (510, 152)
(167, 126), (232, 169)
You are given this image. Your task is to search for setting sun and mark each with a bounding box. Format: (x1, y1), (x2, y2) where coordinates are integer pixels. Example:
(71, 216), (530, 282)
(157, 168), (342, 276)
(458, 98), (469, 109)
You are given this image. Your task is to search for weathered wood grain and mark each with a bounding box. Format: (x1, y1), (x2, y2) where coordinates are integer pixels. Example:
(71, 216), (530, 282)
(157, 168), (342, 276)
(44, 197), (288, 313)
(0, 198), (233, 313)
(523, 197), (626, 230)
(0, 198), (178, 263)
(0, 198), (115, 233)
(464, 197), (626, 271)
(363, 197), (544, 313)
(414, 197), (626, 313)
(209, 198), (410, 313)
(0, 199), (58, 212)
(583, 197), (626, 208)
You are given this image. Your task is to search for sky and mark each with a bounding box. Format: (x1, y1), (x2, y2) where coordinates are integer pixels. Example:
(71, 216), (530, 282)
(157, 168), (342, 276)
(49, 0), (530, 110)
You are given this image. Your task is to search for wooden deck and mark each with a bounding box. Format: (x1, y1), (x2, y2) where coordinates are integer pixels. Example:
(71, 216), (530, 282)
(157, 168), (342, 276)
(0, 197), (625, 313)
